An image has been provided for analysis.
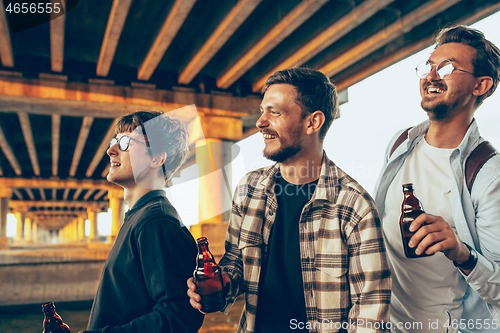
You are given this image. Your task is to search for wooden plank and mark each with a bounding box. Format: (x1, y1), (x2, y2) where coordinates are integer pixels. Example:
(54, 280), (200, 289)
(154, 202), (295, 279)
(0, 123), (21, 175)
(178, 0), (262, 84)
(138, 0), (196, 81)
(69, 117), (94, 177)
(93, 189), (107, 200)
(18, 112), (41, 176)
(83, 189), (96, 201)
(0, 0), (14, 67)
(0, 80), (256, 117)
(52, 114), (61, 176)
(86, 119), (118, 177)
(96, 0), (133, 77)
(0, 177), (114, 189)
(12, 188), (23, 200)
(39, 188), (46, 201)
(319, 0), (461, 78)
(63, 188), (70, 200)
(73, 188), (83, 200)
(101, 163), (110, 178)
(217, 0), (328, 89)
(10, 200), (108, 209)
(52, 188), (57, 200)
(50, 0), (66, 72)
(251, 0), (394, 92)
(25, 188), (35, 201)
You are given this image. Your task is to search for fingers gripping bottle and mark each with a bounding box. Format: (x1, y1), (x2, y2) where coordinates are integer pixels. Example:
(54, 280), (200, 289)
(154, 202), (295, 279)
(42, 302), (71, 333)
(193, 237), (226, 313)
(400, 183), (434, 258)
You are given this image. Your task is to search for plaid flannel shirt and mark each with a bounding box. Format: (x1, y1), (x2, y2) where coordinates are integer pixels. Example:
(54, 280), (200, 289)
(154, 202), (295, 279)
(219, 152), (391, 333)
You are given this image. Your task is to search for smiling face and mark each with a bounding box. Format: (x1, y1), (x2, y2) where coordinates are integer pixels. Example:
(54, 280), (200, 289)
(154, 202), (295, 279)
(420, 43), (479, 121)
(106, 131), (151, 188)
(256, 84), (308, 163)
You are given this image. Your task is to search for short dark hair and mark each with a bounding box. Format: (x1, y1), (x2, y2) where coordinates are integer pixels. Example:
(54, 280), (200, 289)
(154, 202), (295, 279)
(262, 68), (338, 140)
(435, 25), (500, 106)
(116, 110), (189, 182)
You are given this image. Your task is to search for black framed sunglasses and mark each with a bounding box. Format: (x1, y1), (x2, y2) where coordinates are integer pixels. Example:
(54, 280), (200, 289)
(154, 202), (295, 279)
(109, 135), (146, 151)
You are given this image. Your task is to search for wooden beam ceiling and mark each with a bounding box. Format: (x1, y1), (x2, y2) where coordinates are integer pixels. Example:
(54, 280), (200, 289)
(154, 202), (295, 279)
(217, 0), (328, 89)
(0, 123), (21, 176)
(178, 0), (262, 84)
(319, 0), (461, 78)
(18, 112), (40, 176)
(138, 0), (197, 81)
(0, 177), (115, 189)
(86, 120), (117, 177)
(69, 116), (94, 177)
(97, 0), (133, 77)
(0, 0), (14, 68)
(252, 0), (395, 92)
(51, 114), (61, 176)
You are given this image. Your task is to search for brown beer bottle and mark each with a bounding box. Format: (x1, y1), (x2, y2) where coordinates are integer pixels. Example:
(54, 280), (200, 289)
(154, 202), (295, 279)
(193, 237), (226, 313)
(400, 183), (434, 258)
(42, 302), (71, 333)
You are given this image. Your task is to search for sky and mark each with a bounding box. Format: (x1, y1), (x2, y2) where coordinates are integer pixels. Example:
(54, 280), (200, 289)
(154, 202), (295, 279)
(7, 11), (500, 236)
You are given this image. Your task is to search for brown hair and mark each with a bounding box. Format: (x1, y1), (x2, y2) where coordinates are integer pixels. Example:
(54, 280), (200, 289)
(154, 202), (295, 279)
(116, 110), (189, 182)
(435, 25), (500, 106)
(262, 68), (338, 140)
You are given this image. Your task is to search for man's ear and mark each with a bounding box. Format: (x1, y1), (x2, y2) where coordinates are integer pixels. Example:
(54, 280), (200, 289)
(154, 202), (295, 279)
(150, 152), (167, 168)
(306, 111), (325, 136)
(473, 76), (493, 97)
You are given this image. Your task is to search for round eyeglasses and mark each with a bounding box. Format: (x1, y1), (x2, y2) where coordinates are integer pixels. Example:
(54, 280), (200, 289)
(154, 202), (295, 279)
(109, 135), (146, 151)
(415, 59), (476, 80)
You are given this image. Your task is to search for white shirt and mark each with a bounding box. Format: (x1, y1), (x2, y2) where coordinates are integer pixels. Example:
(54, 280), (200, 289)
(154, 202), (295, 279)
(382, 138), (468, 333)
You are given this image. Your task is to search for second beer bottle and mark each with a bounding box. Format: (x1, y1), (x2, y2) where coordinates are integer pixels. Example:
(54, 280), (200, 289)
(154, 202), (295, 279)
(400, 183), (434, 259)
(193, 237), (226, 313)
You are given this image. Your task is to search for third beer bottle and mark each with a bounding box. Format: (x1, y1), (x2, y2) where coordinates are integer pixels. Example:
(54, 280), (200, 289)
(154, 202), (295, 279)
(193, 237), (226, 313)
(400, 183), (434, 258)
(42, 302), (71, 333)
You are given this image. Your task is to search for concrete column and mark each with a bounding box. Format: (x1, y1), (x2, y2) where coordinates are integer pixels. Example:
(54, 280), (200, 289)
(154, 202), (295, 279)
(78, 216), (85, 242)
(14, 211), (25, 242)
(190, 139), (232, 256)
(32, 222), (38, 243)
(108, 188), (125, 244)
(24, 217), (32, 243)
(0, 187), (11, 249)
(87, 208), (100, 243)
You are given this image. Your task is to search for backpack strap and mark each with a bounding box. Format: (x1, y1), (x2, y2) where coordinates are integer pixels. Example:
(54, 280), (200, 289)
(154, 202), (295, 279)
(389, 127), (412, 157)
(465, 141), (498, 193)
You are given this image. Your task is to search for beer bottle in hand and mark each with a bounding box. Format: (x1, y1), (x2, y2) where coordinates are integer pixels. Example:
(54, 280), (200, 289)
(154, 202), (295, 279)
(400, 183), (434, 258)
(194, 237), (226, 313)
(42, 302), (71, 333)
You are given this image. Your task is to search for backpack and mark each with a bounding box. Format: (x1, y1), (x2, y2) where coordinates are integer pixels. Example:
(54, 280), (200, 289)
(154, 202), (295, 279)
(389, 127), (498, 193)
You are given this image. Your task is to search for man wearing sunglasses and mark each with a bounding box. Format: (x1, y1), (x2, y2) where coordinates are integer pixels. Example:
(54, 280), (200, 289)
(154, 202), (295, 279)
(83, 111), (204, 333)
(374, 26), (500, 332)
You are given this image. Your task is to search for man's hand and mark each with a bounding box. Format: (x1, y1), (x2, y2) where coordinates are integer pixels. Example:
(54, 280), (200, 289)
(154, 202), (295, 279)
(408, 213), (470, 264)
(187, 273), (230, 314)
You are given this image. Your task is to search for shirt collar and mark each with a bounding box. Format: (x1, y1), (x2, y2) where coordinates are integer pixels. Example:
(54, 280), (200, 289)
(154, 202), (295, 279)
(130, 189), (166, 211)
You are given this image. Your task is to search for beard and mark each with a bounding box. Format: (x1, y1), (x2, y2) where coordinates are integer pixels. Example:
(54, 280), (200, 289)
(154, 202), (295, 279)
(421, 100), (450, 121)
(263, 142), (301, 163)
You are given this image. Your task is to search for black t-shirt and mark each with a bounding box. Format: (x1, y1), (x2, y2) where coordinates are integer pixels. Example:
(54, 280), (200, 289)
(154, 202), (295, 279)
(255, 173), (318, 332)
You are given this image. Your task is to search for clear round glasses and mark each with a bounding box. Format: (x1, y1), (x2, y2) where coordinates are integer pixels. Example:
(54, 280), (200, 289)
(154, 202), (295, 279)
(415, 59), (476, 80)
(109, 135), (146, 151)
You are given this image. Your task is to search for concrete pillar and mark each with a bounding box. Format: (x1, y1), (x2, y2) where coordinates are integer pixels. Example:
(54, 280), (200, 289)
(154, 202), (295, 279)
(32, 222), (38, 243)
(78, 216), (85, 242)
(190, 139), (232, 256)
(0, 187), (11, 249)
(24, 217), (32, 243)
(108, 188), (125, 244)
(14, 211), (25, 242)
(87, 208), (100, 243)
